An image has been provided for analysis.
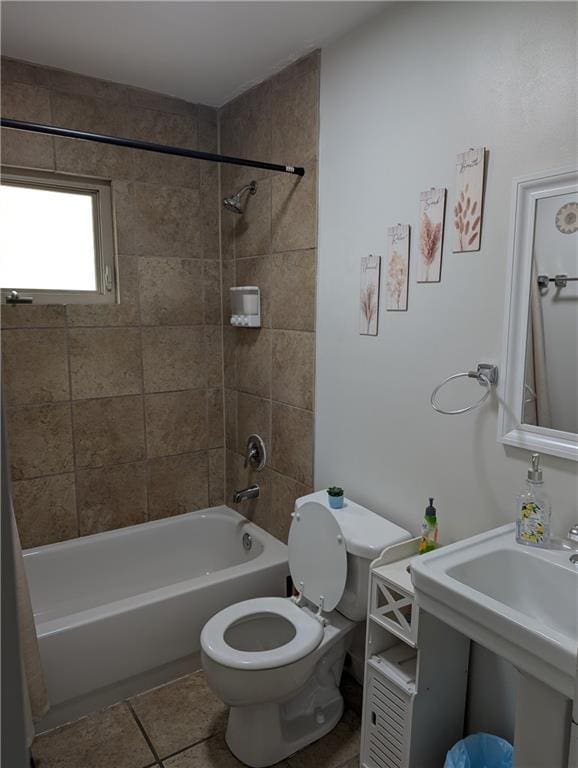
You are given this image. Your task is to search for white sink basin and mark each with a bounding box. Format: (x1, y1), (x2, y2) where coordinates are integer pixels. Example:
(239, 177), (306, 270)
(411, 523), (578, 698)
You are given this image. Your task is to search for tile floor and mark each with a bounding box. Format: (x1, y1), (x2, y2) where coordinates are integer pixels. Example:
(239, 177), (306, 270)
(32, 670), (362, 768)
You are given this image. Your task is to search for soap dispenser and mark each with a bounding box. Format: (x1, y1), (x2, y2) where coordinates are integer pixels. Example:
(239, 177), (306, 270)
(515, 453), (551, 547)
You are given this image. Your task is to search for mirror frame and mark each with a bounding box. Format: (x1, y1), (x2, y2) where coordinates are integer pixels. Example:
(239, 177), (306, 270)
(499, 167), (578, 461)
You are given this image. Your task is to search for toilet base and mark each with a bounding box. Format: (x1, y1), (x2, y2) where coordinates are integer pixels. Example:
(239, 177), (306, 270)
(225, 646), (348, 767)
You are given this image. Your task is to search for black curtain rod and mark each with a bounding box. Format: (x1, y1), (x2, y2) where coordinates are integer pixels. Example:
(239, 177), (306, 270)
(0, 118), (305, 177)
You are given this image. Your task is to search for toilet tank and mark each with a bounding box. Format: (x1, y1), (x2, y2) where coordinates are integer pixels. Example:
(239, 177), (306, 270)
(295, 492), (411, 622)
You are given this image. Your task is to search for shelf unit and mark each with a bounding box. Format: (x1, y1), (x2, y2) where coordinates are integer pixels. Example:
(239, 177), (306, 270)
(361, 539), (470, 768)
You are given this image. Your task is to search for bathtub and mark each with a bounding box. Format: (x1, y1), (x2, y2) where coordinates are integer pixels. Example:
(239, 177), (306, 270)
(24, 506), (289, 730)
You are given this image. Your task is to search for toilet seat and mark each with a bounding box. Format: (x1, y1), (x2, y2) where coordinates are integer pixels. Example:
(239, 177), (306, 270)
(201, 597), (324, 670)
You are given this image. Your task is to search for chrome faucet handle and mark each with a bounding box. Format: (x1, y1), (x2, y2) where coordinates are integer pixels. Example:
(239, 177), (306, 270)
(244, 434), (266, 471)
(567, 524), (578, 544)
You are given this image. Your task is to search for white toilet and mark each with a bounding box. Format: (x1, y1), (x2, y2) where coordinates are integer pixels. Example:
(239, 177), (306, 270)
(201, 492), (410, 767)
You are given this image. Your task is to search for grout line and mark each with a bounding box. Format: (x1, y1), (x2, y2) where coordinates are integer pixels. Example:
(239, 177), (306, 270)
(126, 700), (163, 766)
(62, 304), (80, 538)
(13, 447), (214, 484)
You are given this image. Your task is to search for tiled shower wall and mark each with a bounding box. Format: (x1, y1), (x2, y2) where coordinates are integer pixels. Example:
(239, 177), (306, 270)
(219, 51), (319, 542)
(1, 58), (224, 548)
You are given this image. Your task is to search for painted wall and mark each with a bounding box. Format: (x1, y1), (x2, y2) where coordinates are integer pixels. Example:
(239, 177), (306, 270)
(316, 1), (576, 738)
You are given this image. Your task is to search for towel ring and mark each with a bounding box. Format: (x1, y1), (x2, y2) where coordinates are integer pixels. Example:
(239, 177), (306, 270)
(431, 363), (499, 415)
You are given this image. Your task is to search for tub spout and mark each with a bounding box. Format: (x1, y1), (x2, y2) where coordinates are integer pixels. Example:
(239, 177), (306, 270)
(233, 485), (260, 503)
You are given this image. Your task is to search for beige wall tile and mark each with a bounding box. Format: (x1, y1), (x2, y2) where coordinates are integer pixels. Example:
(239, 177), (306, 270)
(67, 255), (140, 327)
(126, 107), (197, 149)
(138, 257), (204, 325)
(1, 304), (65, 329)
(142, 326), (205, 392)
(1, 57), (51, 86)
(235, 328), (271, 398)
(128, 86), (197, 116)
(145, 390), (207, 458)
(271, 402), (313, 486)
(237, 392), (271, 455)
(203, 260), (222, 325)
(271, 471), (312, 543)
(112, 180), (135, 255)
(49, 68), (132, 103)
(12, 473), (77, 548)
(147, 452), (209, 519)
(222, 326), (237, 387)
(1, 127), (54, 169)
(235, 256), (271, 327)
(32, 701), (154, 768)
(77, 462), (147, 535)
(7, 403), (74, 480)
(220, 80), (272, 164)
(131, 149), (200, 189)
(69, 328), (142, 399)
(272, 330), (315, 410)
(271, 168), (317, 253)
(205, 325), (223, 389)
(1, 81), (51, 121)
(2, 329), (69, 405)
(209, 448), (225, 506)
(231, 454), (273, 533)
(272, 69), (319, 165)
(72, 395), (145, 468)
(54, 136), (132, 179)
(51, 91), (126, 136)
(271, 250), (316, 331)
(200, 164), (220, 259)
(207, 388), (224, 448)
(133, 182), (201, 258)
(224, 388), (237, 449)
(129, 670), (227, 759)
(270, 51), (320, 87)
(233, 177), (272, 258)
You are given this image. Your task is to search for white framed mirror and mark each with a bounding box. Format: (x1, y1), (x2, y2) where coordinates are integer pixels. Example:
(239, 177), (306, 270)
(499, 167), (578, 461)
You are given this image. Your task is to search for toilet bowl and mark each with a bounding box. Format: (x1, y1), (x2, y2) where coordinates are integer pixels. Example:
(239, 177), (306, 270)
(201, 492), (410, 768)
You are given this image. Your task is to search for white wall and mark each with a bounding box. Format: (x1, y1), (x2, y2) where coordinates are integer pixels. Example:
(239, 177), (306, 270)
(316, 1), (577, 542)
(316, 1), (577, 738)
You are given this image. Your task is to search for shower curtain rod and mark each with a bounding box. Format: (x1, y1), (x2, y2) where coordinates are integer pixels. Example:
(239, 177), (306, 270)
(0, 118), (305, 177)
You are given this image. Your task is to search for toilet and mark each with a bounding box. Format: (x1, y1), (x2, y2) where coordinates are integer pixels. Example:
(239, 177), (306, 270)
(201, 492), (410, 767)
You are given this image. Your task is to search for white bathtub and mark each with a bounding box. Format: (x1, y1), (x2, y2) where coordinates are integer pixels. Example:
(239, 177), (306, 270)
(24, 506), (289, 730)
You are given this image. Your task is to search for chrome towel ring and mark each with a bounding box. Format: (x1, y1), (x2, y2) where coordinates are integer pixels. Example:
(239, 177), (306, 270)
(431, 363), (499, 415)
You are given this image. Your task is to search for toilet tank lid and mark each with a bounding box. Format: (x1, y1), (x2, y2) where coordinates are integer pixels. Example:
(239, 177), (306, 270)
(295, 491), (411, 560)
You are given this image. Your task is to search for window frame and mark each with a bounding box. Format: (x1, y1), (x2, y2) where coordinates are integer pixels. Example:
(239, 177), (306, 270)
(1, 167), (117, 305)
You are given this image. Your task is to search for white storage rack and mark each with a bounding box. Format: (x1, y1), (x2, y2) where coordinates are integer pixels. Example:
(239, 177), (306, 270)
(361, 539), (470, 768)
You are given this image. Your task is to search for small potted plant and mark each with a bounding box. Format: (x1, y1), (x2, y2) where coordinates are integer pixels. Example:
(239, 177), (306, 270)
(327, 486), (344, 509)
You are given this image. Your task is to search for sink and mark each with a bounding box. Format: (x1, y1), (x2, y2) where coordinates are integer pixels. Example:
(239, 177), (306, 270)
(411, 523), (577, 699)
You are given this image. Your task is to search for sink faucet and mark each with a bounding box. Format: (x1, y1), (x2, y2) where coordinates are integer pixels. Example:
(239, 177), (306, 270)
(233, 484), (260, 503)
(567, 524), (578, 544)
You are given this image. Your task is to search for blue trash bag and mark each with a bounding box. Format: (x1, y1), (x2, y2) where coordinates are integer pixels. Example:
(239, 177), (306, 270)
(444, 733), (513, 768)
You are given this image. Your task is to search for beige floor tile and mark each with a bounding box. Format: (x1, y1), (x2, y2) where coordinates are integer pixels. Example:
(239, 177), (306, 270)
(164, 735), (292, 768)
(32, 702), (155, 768)
(130, 671), (228, 759)
(286, 710), (361, 768)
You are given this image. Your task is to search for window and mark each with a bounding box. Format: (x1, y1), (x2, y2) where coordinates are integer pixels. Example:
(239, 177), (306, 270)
(0, 168), (116, 304)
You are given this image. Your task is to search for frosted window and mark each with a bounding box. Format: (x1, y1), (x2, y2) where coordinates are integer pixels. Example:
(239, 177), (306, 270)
(0, 184), (97, 291)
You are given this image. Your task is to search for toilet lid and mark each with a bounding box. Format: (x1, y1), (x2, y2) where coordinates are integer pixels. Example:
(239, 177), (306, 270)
(288, 501), (347, 612)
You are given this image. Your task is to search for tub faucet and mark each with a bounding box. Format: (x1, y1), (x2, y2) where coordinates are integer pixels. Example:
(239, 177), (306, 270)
(233, 485), (260, 503)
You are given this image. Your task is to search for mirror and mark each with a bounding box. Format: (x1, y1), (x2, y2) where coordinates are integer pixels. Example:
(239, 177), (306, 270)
(500, 168), (578, 461)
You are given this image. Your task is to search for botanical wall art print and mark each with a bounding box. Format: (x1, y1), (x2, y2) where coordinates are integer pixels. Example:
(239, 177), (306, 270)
(418, 187), (446, 282)
(359, 254), (381, 335)
(453, 147), (486, 252)
(386, 224), (410, 311)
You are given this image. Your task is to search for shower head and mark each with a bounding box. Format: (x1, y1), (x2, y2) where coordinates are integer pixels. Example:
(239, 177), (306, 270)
(223, 180), (257, 214)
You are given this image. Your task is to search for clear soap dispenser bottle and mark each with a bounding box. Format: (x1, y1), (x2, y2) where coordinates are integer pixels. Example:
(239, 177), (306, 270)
(515, 453), (551, 547)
